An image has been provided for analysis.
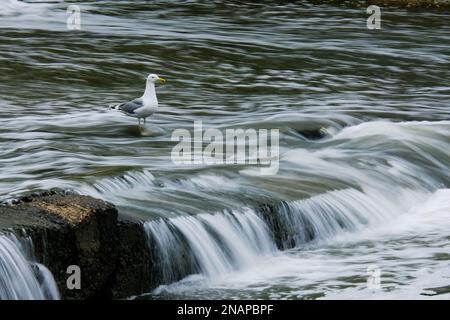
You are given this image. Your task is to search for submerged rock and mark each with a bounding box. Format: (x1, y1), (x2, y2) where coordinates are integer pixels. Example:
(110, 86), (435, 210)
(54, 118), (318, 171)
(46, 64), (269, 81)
(0, 192), (151, 300)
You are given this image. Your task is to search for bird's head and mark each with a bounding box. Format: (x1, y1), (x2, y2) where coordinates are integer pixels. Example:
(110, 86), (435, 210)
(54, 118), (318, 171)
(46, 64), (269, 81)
(147, 73), (166, 84)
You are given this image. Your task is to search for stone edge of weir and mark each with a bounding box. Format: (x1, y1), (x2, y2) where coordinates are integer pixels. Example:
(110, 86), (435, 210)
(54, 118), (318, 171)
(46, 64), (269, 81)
(0, 191), (152, 300)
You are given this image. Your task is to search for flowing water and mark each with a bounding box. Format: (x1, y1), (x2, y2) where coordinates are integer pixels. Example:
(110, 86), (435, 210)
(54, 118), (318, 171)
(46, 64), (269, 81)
(0, 233), (59, 300)
(0, 0), (449, 299)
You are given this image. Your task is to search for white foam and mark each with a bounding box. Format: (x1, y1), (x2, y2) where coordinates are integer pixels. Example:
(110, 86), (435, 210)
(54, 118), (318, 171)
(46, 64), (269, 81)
(148, 188), (450, 299)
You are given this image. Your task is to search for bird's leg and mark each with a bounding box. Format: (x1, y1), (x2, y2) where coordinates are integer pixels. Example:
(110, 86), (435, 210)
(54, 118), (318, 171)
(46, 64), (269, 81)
(138, 118), (141, 126)
(144, 117), (146, 124)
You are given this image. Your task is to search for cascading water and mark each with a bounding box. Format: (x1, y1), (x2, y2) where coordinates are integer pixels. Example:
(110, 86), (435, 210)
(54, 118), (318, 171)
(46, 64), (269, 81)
(145, 186), (450, 299)
(0, 233), (59, 300)
(144, 185), (425, 285)
(268, 187), (425, 249)
(144, 209), (276, 284)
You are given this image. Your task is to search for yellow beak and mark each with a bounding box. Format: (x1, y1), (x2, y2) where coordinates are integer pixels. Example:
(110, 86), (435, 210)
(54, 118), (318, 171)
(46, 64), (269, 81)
(158, 76), (166, 83)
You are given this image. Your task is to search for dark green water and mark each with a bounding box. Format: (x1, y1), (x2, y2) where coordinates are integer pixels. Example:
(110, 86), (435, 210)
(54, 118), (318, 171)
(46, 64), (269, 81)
(0, 0), (449, 299)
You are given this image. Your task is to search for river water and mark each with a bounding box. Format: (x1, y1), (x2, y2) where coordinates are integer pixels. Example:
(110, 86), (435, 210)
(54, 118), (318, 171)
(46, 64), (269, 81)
(0, 0), (449, 299)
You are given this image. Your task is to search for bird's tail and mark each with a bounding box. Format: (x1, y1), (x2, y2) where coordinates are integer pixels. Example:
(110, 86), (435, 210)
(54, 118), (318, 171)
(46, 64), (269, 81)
(109, 103), (122, 110)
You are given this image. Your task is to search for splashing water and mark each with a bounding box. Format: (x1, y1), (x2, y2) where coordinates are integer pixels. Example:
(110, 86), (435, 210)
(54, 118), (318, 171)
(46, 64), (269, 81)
(0, 233), (60, 300)
(146, 187), (450, 299)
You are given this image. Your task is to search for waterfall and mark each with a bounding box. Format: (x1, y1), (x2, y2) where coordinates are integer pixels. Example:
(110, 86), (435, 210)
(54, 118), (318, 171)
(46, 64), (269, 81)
(265, 188), (412, 249)
(144, 208), (276, 284)
(0, 233), (59, 300)
(144, 186), (428, 287)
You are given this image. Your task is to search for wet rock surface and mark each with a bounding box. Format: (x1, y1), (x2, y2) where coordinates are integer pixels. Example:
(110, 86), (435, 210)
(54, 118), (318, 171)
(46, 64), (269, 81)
(0, 192), (151, 300)
(108, 217), (152, 299)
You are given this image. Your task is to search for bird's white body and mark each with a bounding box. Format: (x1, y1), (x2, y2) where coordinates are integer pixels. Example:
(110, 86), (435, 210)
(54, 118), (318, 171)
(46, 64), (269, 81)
(129, 81), (158, 118)
(111, 73), (165, 125)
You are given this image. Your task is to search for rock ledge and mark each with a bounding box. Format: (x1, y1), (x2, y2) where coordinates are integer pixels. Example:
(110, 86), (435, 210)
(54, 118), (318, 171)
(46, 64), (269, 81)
(0, 192), (151, 300)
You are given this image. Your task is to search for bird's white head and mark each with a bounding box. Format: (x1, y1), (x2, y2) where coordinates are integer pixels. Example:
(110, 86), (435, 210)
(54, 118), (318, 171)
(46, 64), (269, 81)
(147, 73), (166, 84)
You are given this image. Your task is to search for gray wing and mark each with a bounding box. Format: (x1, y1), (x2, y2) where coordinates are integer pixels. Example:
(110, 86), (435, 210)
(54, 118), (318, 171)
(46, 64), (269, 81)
(117, 98), (143, 114)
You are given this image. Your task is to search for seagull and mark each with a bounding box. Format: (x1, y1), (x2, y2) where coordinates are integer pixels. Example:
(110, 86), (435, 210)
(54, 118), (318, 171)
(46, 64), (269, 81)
(110, 73), (166, 125)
